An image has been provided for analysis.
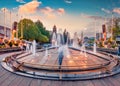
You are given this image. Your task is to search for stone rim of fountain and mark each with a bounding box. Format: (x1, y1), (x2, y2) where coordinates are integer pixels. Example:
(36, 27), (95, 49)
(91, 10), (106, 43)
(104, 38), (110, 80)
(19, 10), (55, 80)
(1, 47), (120, 81)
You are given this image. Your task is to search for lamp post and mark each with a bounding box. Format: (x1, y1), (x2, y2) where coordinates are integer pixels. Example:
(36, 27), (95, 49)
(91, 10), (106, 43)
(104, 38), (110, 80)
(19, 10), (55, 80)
(3, 8), (6, 39)
(16, 13), (18, 39)
(116, 36), (120, 58)
(110, 12), (114, 42)
(10, 11), (12, 40)
(21, 16), (23, 39)
(93, 17), (96, 53)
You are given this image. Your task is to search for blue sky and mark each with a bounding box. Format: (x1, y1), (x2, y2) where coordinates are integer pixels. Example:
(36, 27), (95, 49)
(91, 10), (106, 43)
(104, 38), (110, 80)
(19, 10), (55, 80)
(0, 0), (120, 37)
(0, 0), (118, 15)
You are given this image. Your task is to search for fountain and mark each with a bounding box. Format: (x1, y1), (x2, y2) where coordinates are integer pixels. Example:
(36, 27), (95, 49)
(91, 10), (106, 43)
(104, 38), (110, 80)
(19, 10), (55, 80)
(44, 48), (49, 57)
(26, 41), (32, 53)
(32, 40), (36, 56)
(57, 29), (64, 47)
(51, 32), (57, 47)
(2, 31), (120, 81)
(93, 42), (97, 53)
(40, 48), (49, 64)
(26, 42), (29, 52)
(80, 43), (87, 57)
(72, 32), (79, 48)
(58, 46), (64, 69)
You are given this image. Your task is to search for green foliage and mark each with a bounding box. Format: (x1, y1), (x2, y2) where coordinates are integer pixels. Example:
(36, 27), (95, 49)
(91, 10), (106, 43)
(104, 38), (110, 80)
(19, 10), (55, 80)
(0, 43), (5, 48)
(109, 18), (120, 40)
(18, 19), (49, 43)
(18, 18), (38, 40)
(98, 41), (104, 48)
(8, 41), (13, 47)
(35, 20), (50, 40)
(37, 34), (49, 42)
(88, 38), (94, 44)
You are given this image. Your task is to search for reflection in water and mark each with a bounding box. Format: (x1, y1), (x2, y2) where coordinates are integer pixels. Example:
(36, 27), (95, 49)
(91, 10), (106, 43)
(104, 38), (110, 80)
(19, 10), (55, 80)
(18, 48), (107, 70)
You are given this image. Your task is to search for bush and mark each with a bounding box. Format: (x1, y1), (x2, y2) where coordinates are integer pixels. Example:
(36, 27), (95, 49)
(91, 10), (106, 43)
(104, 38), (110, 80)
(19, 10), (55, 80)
(14, 43), (18, 46)
(8, 41), (13, 47)
(4, 39), (9, 44)
(0, 43), (5, 48)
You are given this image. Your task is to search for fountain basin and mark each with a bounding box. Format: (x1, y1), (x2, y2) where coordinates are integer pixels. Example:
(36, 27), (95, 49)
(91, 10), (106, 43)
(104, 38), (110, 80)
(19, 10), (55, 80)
(1, 47), (120, 80)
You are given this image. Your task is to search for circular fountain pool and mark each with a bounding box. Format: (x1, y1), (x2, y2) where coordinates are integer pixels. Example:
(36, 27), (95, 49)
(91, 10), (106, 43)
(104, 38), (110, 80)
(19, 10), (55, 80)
(1, 46), (120, 80)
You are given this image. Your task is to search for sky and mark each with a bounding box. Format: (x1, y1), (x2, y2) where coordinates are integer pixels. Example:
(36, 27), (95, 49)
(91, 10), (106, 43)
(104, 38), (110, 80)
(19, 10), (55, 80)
(0, 0), (120, 37)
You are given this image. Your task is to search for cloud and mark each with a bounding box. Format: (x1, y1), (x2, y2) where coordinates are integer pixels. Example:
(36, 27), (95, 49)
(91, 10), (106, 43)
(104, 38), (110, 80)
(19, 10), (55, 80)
(41, 7), (54, 13)
(40, 7), (56, 18)
(16, 0), (26, 3)
(101, 8), (110, 14)
(57, 8), (65, 15)
(113, 8), (120, 14)
(80, 13), (91, 18)
(88, 15), (104, 20)
(18, 0), (41, 14)
(1, 8), (9, 12)
(18, 0), (65, 18)
(64, 0), (72, 4)
(40, 7), (65, 18)
(80, 13), (104, 20)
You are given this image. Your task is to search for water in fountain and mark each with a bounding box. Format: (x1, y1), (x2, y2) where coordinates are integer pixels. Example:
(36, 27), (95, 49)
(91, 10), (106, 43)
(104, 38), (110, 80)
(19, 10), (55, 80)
(57, 29), (64, 47)
(30, 43), (33, 53)
(93, 42), (96, 53)
(72, 32), (79, 48)
(57, 30), (71, 69)
(51, 32), (57, 47)
(58, 46), (64, 69)
(32, 40), (36, 56)
(64, 44), (70, 58)
(80, 43), (87, 57)
(26, 42), (29, 52)
(44, 48), (48, 57)
(26, 41), (31, 53)
(40, 47), (49, 64)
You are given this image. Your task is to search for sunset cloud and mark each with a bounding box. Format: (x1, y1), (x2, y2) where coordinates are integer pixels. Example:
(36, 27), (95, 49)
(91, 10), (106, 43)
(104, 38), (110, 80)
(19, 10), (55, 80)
(40, 7), (54, 14)
(57, 8), (65, 15)
(40, 7), (56, 18)
(89, 15), (104, 20)
(80, 13), (104, 20)
(40, 7), (65, 18)
(1, 8), (9, 12)
(18, 0), (65, 18)
(113, 8), (120, 14)
(18, 0), (41, 14)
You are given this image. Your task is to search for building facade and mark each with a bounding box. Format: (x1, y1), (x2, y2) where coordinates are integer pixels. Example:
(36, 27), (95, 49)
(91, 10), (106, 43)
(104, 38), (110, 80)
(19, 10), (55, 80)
(0, 26), (11, 39)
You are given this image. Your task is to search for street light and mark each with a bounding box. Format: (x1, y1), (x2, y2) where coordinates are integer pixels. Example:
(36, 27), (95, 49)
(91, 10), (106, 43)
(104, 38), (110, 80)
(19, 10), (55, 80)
(93, 16), (97, 53)
(16, 13), (19, 39)
(21, 16), (23, 39)
(110, 12), (114, 42)
(3, 8), (6, 39)
(10, 11), (12, 40)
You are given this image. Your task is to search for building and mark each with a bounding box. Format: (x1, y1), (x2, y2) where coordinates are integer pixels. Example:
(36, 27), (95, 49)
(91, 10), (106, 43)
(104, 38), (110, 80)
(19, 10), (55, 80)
(0, 26), (11, 39)
(96, 33), (103, 41)
(102, 24), (107, 41)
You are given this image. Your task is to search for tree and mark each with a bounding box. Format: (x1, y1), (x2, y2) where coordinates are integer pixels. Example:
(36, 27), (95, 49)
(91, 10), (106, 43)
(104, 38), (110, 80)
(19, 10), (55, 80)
(35, 20), (50, 40)
(18, 18), (48, 42)
(108, 18), (120, 40)
(112, 18), (120, 40)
